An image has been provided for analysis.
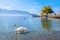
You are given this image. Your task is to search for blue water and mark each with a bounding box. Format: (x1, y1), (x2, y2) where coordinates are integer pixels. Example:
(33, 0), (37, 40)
(0, 16), (60, 40)
(0, 16), (42, 32)
(0, 16), (60, 32)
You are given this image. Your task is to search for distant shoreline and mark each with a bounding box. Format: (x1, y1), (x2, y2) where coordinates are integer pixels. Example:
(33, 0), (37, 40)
(39, 14), (60, 19)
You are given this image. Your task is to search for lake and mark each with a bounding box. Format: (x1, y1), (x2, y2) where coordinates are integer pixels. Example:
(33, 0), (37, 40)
(0, 16), (60, 40)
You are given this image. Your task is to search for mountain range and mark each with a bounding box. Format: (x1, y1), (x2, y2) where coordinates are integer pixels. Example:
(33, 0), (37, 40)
(0, 9), (39, 17)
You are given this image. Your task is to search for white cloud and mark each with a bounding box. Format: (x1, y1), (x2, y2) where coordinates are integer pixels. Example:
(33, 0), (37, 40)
(0, 5), (12, 10)
(26, 5), (42, 14)
(28, 8), (36, 13)
(52, 7), (60, 13)
(5, 6), (12, 10)
(1, 5), (15, 10)
(29, 8), (35, 11)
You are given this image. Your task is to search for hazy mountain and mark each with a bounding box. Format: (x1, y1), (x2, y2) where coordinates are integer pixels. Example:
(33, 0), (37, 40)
(0, 9), (39, 17)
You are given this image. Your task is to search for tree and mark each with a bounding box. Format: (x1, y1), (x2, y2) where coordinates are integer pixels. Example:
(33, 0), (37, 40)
(41, 6), (48, 15)
(47, 6), (54, 13)
(41, 6), (54, 15)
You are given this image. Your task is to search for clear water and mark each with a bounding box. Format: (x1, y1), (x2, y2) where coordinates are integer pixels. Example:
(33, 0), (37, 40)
(0, 16), (60, 40)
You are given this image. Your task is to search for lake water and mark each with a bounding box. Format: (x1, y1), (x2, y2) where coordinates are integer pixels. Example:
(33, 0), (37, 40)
(0, 16), (60, 40)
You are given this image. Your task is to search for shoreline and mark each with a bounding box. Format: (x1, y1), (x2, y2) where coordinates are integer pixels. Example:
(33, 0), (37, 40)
(39, 15), (60, 19)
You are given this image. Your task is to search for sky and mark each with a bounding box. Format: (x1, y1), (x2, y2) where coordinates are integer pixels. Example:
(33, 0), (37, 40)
(0, 0), (60, 14)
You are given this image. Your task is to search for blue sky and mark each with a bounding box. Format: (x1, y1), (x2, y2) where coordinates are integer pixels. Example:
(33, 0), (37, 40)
(0, 0), (60, 14)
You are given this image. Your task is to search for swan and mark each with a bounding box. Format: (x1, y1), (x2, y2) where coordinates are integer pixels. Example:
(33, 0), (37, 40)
(16, 27), (26, 33)
(14, 24), (27, 33)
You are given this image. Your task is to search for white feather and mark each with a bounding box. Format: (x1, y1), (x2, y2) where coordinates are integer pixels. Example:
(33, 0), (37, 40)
(15, 27), (26, 33)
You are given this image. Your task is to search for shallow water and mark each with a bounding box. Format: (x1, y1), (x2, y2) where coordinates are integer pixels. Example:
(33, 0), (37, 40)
(0, 16), (60, 40)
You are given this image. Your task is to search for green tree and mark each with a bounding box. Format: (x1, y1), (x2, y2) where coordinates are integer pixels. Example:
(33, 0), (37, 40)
(47, 6), (54, 13)
(41, 6), (47, 15)
(41, 6), (54, 15)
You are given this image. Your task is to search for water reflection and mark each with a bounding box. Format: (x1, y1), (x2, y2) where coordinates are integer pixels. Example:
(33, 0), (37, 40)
(41, 18), (51, 32)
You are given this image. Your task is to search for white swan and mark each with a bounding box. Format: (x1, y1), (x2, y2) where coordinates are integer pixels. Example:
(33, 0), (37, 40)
(16, 27), (26, 33)
(14, 24), (27, 33)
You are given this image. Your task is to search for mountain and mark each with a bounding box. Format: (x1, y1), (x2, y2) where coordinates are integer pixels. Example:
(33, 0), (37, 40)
(0, 9), (39, 17)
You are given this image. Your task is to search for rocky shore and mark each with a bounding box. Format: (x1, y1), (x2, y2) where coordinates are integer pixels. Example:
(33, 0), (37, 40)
(0, 31), (60, 40)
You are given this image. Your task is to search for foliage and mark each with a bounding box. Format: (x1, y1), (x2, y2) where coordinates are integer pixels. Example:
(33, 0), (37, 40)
(41, 6), (54, 15)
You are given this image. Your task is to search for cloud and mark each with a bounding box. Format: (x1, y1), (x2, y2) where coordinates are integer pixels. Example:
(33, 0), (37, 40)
(5, 6), (11, 10)
(0, 0), (42, 14)
(29, 8), (35, 11)
(0, 5), (13, 10)
(28, 8), (37, 14)
(26, 5), (42, 14)
(2, 5), (15, 10)
(52, 7), (60, 13)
